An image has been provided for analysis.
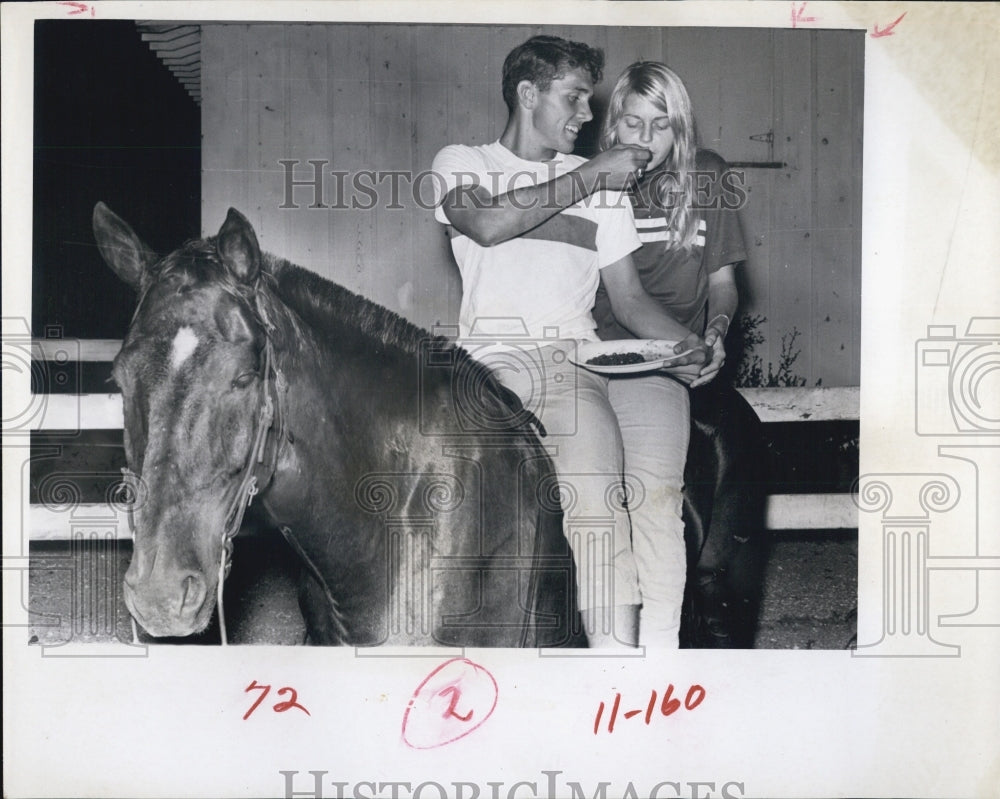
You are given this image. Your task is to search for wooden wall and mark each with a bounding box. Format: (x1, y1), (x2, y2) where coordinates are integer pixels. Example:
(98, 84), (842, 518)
(201, 24), (863, 387)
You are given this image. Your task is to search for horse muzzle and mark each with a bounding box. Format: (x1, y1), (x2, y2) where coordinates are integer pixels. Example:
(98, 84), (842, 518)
(123, 568), (214, 637)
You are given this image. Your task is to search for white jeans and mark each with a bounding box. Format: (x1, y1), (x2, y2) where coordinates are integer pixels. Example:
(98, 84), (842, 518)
(483, 342), (690, 647)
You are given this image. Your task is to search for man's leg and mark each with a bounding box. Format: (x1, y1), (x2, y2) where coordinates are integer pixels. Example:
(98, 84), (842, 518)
(486, 343), (641, 647)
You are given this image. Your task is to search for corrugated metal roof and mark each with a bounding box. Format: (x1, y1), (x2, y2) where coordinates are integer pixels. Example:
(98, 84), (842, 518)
(136, 22), (201, 105)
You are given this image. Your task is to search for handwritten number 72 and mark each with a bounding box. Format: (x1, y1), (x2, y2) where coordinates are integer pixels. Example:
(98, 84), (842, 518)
(243, 680), (311, 720)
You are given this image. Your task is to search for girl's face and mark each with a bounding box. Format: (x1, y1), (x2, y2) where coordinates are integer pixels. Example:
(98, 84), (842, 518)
(614, 92), (675, 172)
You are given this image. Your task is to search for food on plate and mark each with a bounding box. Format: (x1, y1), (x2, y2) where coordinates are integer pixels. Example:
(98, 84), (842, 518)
(586, 352), (646, 366)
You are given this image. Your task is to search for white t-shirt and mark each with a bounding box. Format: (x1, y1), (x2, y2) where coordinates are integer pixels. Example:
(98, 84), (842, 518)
(430, 141), (640, 348)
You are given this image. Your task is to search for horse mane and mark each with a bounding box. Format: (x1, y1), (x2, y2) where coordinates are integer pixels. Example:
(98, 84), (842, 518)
(263, 254), (442, 358)
(151, 239), (447, 356)
(147, 237), (544, 438)
(260, 254), (545, 438)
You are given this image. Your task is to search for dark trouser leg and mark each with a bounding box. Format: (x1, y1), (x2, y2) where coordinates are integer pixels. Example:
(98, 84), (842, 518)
(680, 383), (767, 648)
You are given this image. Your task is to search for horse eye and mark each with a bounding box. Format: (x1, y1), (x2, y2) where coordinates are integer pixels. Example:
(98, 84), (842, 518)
(232, 371), (257, 389)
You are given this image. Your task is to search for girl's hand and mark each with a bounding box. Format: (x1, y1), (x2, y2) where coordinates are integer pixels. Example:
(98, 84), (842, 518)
(662, 332), (711, 384)
(661, 360), (703, 384)
(690, 327), (727, 388)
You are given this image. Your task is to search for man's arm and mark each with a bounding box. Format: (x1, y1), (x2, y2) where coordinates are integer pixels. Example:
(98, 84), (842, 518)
(600, 254), (711, 375)
(440, 145), (652, 247)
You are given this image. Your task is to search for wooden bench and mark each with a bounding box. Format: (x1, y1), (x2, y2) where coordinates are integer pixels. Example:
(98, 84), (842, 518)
(28, 339), (860, 539)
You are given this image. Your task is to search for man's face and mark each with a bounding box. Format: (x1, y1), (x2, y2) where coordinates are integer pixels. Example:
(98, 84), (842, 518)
(527, 66), (595, 157)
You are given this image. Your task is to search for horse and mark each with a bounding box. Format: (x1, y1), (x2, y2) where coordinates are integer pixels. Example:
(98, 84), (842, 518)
(681, 388), (766, 648)
(93, 202), (581, 647)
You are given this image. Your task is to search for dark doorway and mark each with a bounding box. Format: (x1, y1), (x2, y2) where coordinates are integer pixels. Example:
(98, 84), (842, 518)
(32, 20), (200, 339)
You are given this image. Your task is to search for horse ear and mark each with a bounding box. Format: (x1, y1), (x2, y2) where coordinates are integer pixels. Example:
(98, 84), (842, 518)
(216, 208), (261, 283)
(92, 202), (157, 291)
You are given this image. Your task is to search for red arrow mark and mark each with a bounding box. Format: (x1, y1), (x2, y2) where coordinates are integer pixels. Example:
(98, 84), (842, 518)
(791, 2), (817, 28)
(872, 12), (907, 38)
(59, 1), (89, 14)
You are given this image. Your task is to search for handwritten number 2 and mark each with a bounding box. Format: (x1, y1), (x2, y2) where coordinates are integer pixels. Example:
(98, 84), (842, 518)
(243, 680), (310, 720)
(438, 685), (474, 722)
(274, 686), (310, 715)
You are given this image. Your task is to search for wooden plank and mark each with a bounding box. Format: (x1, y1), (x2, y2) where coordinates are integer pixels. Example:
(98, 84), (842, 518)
(30, 506), (131, 540)
(369, 26), (415, 318)
(282, 24), (333, 275)
(29, 386), (859, 430)
(200, 25), (250, 234)
(600, 26), (664, 113)
(489, 25), (538, 87)
(811, 30), (861, 387)
(715, 29), (775, 163)
(813, 30), (858, 232)
(246, 25), (289, 259)
(766, 493), (857, 531)
(412, 25), (461, 329)
(769, 30), (815, 384)
(449, 26), (494, 149)
(33, 340), (121, 361)
(445, 25), (494, 329)
(716, 30), (774, 359)
(31, 394), (123, 431)
(771, 31), (815, 233)
(661, 28), (725, 153)
(487, 24), (536, 141)
(850, 31), (865, 388)
(328, 24), (375, 298)
(27, 492), (859, 539)
(736, 386), (859, 422)
(810, 227), (856, 387)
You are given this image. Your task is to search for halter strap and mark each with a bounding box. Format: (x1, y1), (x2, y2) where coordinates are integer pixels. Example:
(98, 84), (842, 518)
(216, 290), (287, 644)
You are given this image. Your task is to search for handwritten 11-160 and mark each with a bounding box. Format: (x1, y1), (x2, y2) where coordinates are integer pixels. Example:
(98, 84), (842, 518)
(594, 683), (706, 734)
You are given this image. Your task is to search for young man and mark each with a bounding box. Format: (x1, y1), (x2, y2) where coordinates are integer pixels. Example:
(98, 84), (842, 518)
(430, 35), (709, 648)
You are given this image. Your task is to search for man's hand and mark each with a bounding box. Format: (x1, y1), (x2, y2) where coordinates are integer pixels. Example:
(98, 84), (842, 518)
(577, 144), (652, 192)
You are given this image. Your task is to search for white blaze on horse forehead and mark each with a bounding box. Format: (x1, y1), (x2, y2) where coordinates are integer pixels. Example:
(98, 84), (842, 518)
(170, 326), (200, 370)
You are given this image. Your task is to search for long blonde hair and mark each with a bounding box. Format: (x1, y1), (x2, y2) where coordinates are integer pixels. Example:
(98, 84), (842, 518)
(601, 62), (699, 253)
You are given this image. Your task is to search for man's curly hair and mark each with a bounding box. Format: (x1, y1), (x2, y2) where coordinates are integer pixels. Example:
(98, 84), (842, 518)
(501, 35), (605, 112)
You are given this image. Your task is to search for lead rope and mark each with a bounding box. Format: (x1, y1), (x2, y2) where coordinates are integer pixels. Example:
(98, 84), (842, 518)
(216, 480), (259, 646)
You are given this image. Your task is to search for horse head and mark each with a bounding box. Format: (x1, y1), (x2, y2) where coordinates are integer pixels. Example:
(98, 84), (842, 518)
(94, 202), (280, 637)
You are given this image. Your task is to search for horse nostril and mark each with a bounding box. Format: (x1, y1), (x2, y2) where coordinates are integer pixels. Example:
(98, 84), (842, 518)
(123, 566), (140, 592)
(179, 573), (207, 617)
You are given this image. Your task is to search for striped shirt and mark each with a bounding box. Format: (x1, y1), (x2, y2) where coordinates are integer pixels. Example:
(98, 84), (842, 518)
(431, 141), (640, 348)
(593, 149), (747, 339)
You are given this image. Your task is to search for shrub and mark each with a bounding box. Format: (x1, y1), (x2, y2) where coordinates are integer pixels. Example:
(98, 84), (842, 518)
(727, 313), (819, 388)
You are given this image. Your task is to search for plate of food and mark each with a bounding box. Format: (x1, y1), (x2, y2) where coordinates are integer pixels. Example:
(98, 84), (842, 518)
(571, 340), (696, 375)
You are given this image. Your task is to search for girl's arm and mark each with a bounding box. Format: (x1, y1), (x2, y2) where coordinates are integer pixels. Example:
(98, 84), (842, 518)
(691, 264), (739, 387)
(601, 255), (710, 381)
